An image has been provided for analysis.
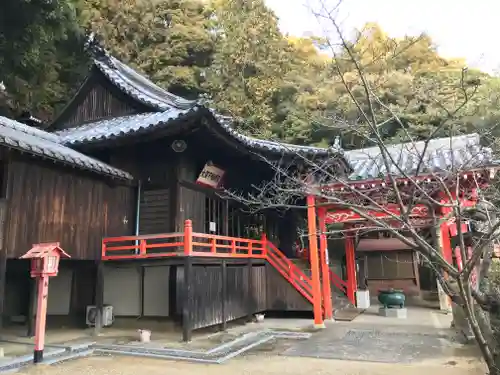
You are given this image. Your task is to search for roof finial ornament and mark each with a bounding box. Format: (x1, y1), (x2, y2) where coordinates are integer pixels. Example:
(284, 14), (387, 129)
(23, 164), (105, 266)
(84, 32), (114, 68)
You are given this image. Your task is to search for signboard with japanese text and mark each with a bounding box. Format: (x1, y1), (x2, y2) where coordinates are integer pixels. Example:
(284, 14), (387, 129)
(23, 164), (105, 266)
(196, 163), (225, 189)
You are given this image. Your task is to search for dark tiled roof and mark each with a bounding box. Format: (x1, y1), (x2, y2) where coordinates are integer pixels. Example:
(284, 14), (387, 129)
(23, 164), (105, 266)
(211, 112), (341, 156)
(56, 110), (196, 145)
(0, 116), (133, 180)
(345, 134), (495, 180)
(57, 110), (341, 156)
(94, 56), (196, 111)
(58, 56), (342, 156)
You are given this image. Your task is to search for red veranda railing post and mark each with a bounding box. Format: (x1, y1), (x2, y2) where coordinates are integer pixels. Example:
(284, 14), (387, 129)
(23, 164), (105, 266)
(261, 233), (267, 258)
(184, 220), (193, 255)
(139, 239), (147, 255)
(101, 240), (107, 259)
(318, 208), (333, 320)
(306, 194), (324, 328)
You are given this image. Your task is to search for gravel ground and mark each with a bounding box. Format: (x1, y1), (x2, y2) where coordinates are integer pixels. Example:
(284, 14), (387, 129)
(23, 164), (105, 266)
(17, 354), (486, 375)
(11, 307), (488, 374)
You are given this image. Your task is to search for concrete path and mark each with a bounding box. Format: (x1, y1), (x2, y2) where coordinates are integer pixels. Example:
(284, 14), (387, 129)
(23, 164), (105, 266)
(283, 305), (478, 364)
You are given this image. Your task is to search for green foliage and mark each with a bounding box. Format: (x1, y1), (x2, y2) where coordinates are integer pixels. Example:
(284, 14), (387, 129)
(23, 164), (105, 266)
(203, 0), (292, 136)
(80, 0), (215, 99)
(0, 0), (89, 119)
(1, 0), (500, 147)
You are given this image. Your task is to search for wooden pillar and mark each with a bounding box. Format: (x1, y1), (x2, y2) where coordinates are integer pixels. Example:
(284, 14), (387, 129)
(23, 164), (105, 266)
(184, 220), (193, 255)
(440, 223), (454, 265)
(306, 195), (324, 328)
(436, 223), (452, 312)
(0, 254), (6, 329)
(437, 195), (454, 313)
(318, 208), (333, 319)
(220, 259), (227, 331)
(182, 219), (194, 341)
(246, 258), (253, 321)
(182, 256), (193, 342)
(344, 232), (357, 306)
(93, 261), (104, 335)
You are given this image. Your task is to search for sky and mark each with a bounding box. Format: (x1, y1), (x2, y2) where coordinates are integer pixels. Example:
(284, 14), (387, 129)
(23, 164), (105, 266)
(265, 0), (499, 74)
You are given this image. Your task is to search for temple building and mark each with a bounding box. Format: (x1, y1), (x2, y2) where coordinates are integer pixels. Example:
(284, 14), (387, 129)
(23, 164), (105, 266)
(0, 48), (495, 338)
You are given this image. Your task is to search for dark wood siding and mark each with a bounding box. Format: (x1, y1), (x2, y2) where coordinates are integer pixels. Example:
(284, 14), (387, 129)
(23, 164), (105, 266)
(57, 80), (139, 130)
(175, 260), (314, 331)
(225, 265), (248, 322)
(363, 251), (420, 296)
(251, 265), (267, 312)
(177, 185), (206, 232)
(0, 200), (6, 253)
(176, 261), (268, 330)
(191, 265), (224, 329)
(364, 251), (415, 279)
(139, 188), (171, 234)
(3, 154), (135, 259)
(265, 264), (312, 311)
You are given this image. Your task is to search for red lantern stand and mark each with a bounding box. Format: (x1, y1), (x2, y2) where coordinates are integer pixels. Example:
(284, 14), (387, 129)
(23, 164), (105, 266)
(20, 242), (70, 363)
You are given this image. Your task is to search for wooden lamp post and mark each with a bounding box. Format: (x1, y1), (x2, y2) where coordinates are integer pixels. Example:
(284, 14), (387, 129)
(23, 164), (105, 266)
(20, 242), (70, 363)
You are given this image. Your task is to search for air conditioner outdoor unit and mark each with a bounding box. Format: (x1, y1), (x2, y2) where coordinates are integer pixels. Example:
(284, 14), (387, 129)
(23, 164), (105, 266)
(86, 305), (114, 327)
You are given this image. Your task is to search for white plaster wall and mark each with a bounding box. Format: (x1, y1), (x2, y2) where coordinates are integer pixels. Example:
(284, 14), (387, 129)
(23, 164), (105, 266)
(103, 266), (140, 316)
(143, 266), (170, 317)
(47, 268), (73, 315)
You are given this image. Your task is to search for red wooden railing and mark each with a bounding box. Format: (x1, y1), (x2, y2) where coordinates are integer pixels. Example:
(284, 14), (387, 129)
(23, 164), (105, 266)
(264, 239), (314, 304)
(102, 233), (184, 260)
(190, 232), (266, 258)
(102, 220), (316, 306)
(295, 245), (348, 296)
(329, 270), (348, 294)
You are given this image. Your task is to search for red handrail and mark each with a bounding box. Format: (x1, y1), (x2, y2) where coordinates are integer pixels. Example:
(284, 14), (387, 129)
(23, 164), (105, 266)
(329, 269), (347, 293)
(265, 241), (314, 303)
(295, 243), (348, 295)
(102, 232), (184, 260)
(190, 232), (265, 258)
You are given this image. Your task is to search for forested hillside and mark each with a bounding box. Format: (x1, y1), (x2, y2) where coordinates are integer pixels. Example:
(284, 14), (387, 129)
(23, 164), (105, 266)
(1, 0), (499, 148)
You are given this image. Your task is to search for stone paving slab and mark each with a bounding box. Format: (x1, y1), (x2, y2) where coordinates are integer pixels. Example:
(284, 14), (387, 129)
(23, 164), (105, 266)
(283, 328), (449, 363)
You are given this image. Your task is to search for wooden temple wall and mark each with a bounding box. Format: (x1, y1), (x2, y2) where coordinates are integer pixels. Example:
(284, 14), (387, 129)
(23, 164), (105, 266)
(359, 250), (421, 297)
(3, 153), (135, 259)
(101, 258), (311, 332)
(53, 73), (142, 130)
(178, 259), (311, 330)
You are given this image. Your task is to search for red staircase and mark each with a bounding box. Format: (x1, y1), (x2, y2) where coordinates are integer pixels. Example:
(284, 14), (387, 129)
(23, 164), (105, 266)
(295, 246), (349, 298)
(264, 240), (315, 305)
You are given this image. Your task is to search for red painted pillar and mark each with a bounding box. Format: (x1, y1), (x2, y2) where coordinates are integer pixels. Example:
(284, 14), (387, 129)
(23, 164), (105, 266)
(184, 219), (193, 255)
(34, 275), (50, 363)
(306, 195), (324, 327)
(344, 232), (357, 306)
(438, 193), (453, 312)
(318, 208), (333, 319)
(440, 223), (453, 265)
(438, 223), (453, 312)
